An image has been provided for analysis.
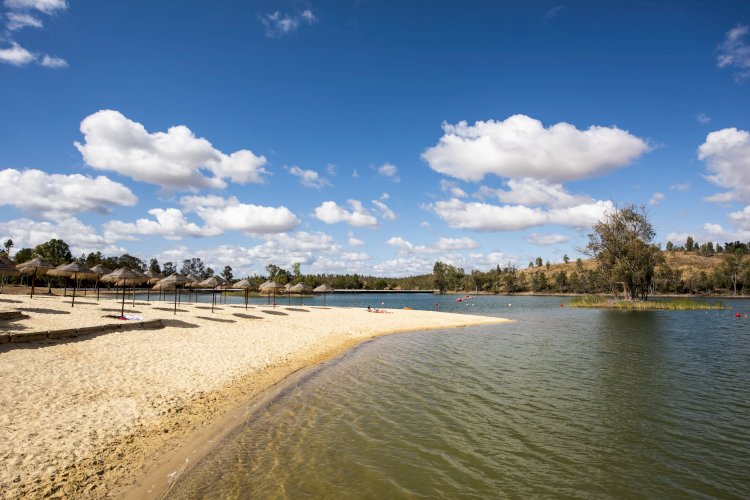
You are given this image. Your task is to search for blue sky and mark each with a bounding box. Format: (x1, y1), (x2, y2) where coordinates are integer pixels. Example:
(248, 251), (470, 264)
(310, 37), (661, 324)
(1, 0), (750, 277)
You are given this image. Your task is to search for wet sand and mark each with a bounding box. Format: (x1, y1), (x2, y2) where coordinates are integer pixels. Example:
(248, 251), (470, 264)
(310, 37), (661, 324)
(0, 294), (509, 498)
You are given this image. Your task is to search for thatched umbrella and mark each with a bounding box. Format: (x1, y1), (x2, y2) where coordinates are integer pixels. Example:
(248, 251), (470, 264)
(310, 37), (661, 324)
(0, 255), (19, 294)
(90, 264), (111, 301)
(259, 280), (284, 306)
(101, 267), (148, 316)
(313, 283), (335, 307)
(198, 275), (225, 313)
(156, 273), (191, 314)
(232, 278), (257, 310)
(290, 282), (310, 305)
(46, 261), (96, 307)
(17, 257), (52, 299)
(143, 270), (163, 301)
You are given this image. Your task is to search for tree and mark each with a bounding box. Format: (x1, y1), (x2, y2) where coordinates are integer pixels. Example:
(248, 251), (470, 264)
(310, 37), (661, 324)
(118, 254), (146, 272)
(666, 241), (674, 252)
(535, 257), (543, 267)
(162, 261), (176, 275)
(685, 236), (694, 252)
(292, 263), (301, 278)
(433, 261), (448, 293)
(3, 239), (12, 256)
(149, 258), (161, 274)
(181, 258), (209, 278)
(563, 254), (570, 264)
(34, 239), (72, 266)
(14, 248), (33, 263)
(722, 249), (746, 295)
(221, 265), (234, 283)
(585, 205), (664, 300)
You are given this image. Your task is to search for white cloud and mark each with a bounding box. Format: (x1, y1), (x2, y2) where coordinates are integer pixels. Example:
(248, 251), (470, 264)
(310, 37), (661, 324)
(0, 168), (137, 219)
(377, 163), (400, 182)
(525, 233), (571, 246)
(669, 182), (690, 192)
(259, 9), (317, 38)
(697, 113), (712, 124)
(352, 169), (359, 178)
(39, 54), (66, 67)
(287, 165), (330, 189)
(326, 163), (337, 176)
(431, 198), (612, 231)
(422, 115), (650, 183)
(0, 41), (34, 65)
(717, 25), (750, 82)
(180, 195), (299, 234)
(104, 208), (208, 242)
(0, 216), (119, 255)
(649, 192), (665, 206)
(313, 200), (379, 227)
(371, 199), (395, 221)
(386, 235), (479, 255)
(728, 205), (750, 228)
(341, 251), (370, 261)
(5, 0), (67, 14)
(6, 12), (42, 30)
(698, 127), (750, 202)
(348, 231), (364, 246)
(74, 110), (268, 191)
(545, 5), (565, 19)
(479, 178), (592, 208)
(440, 179), (467, 198)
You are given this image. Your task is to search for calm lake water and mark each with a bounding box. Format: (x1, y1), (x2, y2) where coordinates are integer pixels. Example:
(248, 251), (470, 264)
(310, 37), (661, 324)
(166, 294), (750, 499)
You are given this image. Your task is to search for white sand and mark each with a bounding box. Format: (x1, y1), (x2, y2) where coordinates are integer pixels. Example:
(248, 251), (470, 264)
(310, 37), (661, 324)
(0, 293), (509, 498)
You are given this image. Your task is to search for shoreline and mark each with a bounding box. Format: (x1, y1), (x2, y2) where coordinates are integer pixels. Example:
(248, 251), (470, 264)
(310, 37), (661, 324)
(0, 295), (509, 498)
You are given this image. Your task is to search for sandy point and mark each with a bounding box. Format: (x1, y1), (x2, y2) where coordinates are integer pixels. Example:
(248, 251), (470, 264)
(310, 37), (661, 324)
(0, 294), (510, 498)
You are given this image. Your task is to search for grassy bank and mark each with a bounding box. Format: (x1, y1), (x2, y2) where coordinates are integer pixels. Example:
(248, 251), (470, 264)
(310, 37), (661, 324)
(568, 295), (728, 310)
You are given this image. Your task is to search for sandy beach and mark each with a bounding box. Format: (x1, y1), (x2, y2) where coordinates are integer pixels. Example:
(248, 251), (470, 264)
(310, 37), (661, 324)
(0, 293), (509, 498)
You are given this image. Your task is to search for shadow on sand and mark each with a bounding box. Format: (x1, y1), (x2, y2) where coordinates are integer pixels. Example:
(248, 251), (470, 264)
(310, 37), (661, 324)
(233, 313), (262, 320)
(21, 308), (71, 315)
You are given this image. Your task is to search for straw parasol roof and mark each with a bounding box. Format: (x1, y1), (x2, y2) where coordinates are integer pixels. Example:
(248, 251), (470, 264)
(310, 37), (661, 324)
(47, 261), (96, 279)
(101, 267), (148, 286)
(17, 257), (52, 275)
(185, 274), (200, 287)
(154, 273), (191, 289)
(198, 276), (225, 288)
(232, 278), (257, 290)
(90, 264), (111, 276)
(144, 270), (163, 285)
(290, 282), (310, 293)
(313, 284), (335, 293)
(0, 254), (19, 276)
(259, 280), (284, 292)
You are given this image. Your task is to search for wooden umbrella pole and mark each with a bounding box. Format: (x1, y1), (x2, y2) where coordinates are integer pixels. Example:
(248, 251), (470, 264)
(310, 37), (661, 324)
(30, 269), (36, 298)
(71, 274), (77, 307)
(174, 286), (178, 315)
(211, 287), (215, 313)
(120, 286), (126, 316)
(96, 277), (100, 301)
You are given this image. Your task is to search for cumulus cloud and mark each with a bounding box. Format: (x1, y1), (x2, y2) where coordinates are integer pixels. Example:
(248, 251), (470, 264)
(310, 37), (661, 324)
(348, 231), (364, 246)
(697, 113), (712, 124)
(104, 208), (208, 242)
(2, 0), (68, 67)
(431, 198), (612, 231)
(440, 179), (467, 198)
(0, 216), (119, 255)
(259, 9), (317, 38)
(669, 182), (690, 192)
(371, 199), (396, 221)
(287, 165), (330, 189)
(313, 200), (379, 227)
(0, 42), (34, 65)
(649, 192), (665, 206)
(0, 168), (137, 219)
(422, 115), (650, 183)
(698, 127), (750, 202)
(717, 25), (750, 82)
(377, 163), (400, 182)
(6, 11), (42, 30)
(180, 195), (299, 234)
(74, 110), (268, 191)
(478, 178), (592, 208)
(5, 0), (67, 14)
(386, 235), (479, 255)
(525, 233), (571, 246)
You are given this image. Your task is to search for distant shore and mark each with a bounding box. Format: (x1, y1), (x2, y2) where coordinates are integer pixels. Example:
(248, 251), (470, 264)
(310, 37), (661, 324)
(0, 293), (508, 498)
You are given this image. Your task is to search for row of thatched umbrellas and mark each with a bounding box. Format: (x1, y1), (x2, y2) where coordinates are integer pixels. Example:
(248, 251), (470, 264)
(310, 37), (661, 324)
(0, 257), (336, 315)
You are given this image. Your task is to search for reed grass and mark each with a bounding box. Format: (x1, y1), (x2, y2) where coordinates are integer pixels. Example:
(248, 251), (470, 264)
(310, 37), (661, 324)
(568, 295), (728, 310)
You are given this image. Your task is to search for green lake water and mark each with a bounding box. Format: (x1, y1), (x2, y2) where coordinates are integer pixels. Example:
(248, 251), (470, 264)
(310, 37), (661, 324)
(166, 295), (750, 499)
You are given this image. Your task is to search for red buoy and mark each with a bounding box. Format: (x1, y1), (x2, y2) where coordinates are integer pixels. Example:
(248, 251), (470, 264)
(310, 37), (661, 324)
(736, 313), (741, 318)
